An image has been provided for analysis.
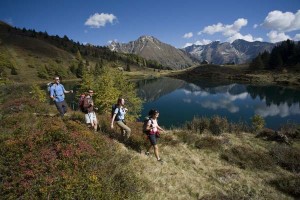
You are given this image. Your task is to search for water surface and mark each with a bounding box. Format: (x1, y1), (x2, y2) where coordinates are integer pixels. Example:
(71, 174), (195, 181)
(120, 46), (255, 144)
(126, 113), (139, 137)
(137, 77), (300, 130)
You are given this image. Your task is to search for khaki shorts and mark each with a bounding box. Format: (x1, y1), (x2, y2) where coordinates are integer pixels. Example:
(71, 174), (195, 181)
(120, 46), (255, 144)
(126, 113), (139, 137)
(85, 112), (97, 124)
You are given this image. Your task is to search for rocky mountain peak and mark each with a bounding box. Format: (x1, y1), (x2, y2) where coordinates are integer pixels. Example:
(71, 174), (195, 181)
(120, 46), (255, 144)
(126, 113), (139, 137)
(183, 39), (275, 64)
(108, 36), (196, 69)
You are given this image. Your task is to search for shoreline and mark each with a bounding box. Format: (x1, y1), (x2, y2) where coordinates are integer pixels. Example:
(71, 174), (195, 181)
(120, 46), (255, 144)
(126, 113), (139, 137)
(166, 64), (300, 90)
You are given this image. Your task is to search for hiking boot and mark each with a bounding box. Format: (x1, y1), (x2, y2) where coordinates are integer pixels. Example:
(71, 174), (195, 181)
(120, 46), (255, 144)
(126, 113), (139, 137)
(157, 158), (164, 164)
(145, 152), (150, 156)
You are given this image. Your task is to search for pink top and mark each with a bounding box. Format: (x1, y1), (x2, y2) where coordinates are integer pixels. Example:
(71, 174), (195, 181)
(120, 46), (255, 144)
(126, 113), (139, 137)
(147, 118), (158, 134)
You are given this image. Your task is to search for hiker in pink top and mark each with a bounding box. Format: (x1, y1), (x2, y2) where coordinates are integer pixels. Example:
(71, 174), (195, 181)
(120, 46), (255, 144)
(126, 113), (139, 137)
(145, 109), (165, 162)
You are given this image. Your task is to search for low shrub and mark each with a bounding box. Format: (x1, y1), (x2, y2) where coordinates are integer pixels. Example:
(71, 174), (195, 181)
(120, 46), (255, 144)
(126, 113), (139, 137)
(160, 133), (180, 146)
(194, 135), (227, 151)
(228, 121), (251, 134)
(256, 128), (291, 144)
(270, 145), (300, 173)
(221, 145), (275, 170)
(279, 122), (300, 139)
(270, 175), (300, 198)
(30, 84), (47, 103)
(175, 130), (201, 145)
(0, 95), (145, 199)
(185, 116), (209, 134)
(209, 115), (229, 135)
(251, 114), (265, 133)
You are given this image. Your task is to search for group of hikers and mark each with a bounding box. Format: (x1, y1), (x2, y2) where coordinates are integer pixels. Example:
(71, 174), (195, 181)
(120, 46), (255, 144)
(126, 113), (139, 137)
(49, 76), (165, 162)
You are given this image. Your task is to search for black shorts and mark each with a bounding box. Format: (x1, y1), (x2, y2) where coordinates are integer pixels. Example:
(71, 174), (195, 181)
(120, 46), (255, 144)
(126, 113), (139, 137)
(148, 134), (158, 145)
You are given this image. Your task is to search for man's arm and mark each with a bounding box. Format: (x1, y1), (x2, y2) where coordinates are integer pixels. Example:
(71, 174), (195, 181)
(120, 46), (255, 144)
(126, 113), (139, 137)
(62, 85), (73, 94)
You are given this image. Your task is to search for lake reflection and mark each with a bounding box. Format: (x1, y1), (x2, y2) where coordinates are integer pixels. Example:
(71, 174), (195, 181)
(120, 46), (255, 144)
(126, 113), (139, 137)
(137, 77), (300, 129)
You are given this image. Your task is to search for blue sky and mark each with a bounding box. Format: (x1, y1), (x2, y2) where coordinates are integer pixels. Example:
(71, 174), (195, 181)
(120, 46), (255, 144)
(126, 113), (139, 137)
(1, 0), (300, 48)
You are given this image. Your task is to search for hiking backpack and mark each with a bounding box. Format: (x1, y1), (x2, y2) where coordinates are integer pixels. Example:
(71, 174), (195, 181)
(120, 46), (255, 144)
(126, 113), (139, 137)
(142, 117), (153, 134)
(111, 104), (121, 121)
(47, 82), (54, 96)
(78, 94), (87, 113)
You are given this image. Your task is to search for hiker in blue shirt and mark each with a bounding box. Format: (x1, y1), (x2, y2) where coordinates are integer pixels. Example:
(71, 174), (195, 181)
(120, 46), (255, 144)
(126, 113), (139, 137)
(111, 98), (131, 139)
(50, 76), (73, 117)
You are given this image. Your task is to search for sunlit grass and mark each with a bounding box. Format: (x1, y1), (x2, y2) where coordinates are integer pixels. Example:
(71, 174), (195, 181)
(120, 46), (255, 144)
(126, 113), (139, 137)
(0, 84), (299, 199)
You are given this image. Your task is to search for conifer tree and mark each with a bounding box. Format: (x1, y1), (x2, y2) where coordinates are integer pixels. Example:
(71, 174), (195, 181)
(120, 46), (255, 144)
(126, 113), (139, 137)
(94, 63), (102, 76)
(76, 61), (84, 78)
(249, 54), (264, 70)
(260, 51), (270, 69)
(269, 50), (283, 69)
(76, 49), (82, 61)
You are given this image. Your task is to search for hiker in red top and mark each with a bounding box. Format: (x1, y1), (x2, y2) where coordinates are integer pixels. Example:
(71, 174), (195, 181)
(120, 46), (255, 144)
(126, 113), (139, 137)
(83, 90), (98, 132)
(145, 109), (165, 162)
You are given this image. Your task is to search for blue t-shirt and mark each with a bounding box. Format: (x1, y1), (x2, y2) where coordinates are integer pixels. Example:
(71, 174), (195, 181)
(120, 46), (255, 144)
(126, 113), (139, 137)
(50, 84), (65, 102)
(114, 107), (126, 121)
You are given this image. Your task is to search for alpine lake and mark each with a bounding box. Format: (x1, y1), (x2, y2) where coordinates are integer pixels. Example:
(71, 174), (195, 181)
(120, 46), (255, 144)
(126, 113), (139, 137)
(63, 77), (300, 130)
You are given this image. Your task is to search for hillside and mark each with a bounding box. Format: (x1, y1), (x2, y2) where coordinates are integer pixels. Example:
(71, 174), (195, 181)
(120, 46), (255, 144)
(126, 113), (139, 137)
(1, 84), (299, 199)
(0, 21), (162, 83)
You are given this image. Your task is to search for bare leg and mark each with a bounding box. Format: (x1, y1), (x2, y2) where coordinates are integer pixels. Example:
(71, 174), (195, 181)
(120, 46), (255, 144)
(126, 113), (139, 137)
(154, 145), (160, 160)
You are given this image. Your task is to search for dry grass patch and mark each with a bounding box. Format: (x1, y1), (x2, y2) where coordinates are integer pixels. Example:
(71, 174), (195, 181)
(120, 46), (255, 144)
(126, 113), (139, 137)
(270, 175), (300, 198)
(221, 145), (275, 170)
(270, 144), (300, 173)
(195, 135), (229, 151)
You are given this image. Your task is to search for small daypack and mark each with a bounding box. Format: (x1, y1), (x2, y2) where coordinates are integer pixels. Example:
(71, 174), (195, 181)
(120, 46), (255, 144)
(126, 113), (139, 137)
(142, 117), (153, 134)
(47, 82), (54, 97)
(111, 104), (122, 121)
(78, 94), (87, 113)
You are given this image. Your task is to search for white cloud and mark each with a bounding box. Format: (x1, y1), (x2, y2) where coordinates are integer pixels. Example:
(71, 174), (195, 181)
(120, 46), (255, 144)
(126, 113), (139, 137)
(85, 13), (117, 28)
(183, 43), (194, 48)
(227, 33), (263, 43)
(267, 31), (291, 43)
(199, 18), (248, 37)
(255, 102), (300, 118)
(200, 99), (239, 113)
(195, 39), (212, 45)
(262, 10), (300, 32)
(200, 22), (224, 35)
(294, 34), (300, 41)
(183, 98), (192, 103)
(253, 24), (258, 29)
(183, 32), (193, 39)
(225, 92), (248, 101)
(182, 39), (212, 48)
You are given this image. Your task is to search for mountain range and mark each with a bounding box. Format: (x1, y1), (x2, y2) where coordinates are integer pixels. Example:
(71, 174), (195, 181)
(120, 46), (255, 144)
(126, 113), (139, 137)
(109, 36), (197, 70)
(184, 39), (275, 65)
(109, 36), (276, 66)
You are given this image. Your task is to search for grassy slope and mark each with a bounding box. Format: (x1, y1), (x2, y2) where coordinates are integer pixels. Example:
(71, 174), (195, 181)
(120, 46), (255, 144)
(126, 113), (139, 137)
(1, 84), (299, 199)
(121, 132), (295, 199)
(0, 29), (76, 82)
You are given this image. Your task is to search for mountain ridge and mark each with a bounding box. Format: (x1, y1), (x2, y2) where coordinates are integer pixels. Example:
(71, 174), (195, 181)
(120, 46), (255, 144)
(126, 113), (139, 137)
(183, 39), (275, 64)
(109, 35), (276, 66)
(108, 35), (197, 70)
